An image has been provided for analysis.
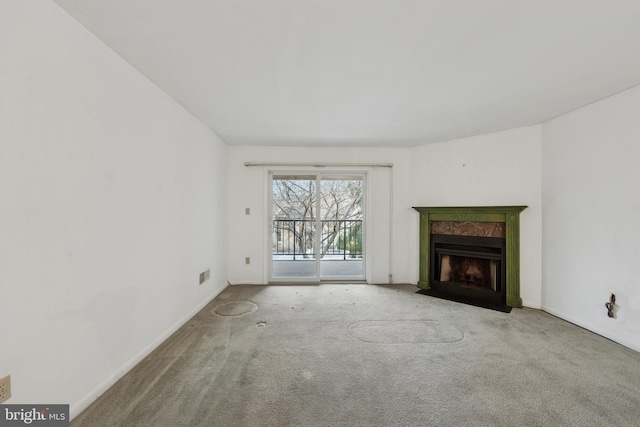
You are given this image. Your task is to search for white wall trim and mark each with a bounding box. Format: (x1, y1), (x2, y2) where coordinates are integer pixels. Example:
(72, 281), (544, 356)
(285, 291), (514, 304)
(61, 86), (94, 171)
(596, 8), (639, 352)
(542, 305), (640, 353)
(70, 284), (228, 420)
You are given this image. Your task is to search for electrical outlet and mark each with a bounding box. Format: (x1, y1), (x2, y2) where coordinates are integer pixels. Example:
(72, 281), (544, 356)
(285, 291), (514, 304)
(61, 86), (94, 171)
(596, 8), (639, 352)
(199, 272), (206, 285)
(0, 375), (11, 403)
(245, 257), (251, 265)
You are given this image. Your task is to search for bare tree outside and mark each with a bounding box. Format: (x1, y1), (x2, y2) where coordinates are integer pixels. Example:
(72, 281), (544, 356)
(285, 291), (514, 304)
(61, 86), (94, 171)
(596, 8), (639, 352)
(320, 177), (363, 257)
(273, 175), (363, 259)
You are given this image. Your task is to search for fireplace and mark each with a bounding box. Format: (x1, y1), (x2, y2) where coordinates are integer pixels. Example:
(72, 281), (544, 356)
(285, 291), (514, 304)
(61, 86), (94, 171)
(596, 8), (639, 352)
(413, 206), (527, 311)
(430, 234), (506, 309)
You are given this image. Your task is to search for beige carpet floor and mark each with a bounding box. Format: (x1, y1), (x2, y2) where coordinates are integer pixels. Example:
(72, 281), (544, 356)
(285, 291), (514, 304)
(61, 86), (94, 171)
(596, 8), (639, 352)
(72, 284), (640, 426)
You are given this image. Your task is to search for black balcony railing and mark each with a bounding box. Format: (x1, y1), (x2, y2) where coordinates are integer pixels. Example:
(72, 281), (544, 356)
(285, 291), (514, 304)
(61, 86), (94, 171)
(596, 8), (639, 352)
(273, 219), (363, 260)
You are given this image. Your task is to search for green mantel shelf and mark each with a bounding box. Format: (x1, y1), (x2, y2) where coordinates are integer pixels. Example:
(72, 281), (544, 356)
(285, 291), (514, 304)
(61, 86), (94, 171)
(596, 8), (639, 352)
(412, 206), (527, 308)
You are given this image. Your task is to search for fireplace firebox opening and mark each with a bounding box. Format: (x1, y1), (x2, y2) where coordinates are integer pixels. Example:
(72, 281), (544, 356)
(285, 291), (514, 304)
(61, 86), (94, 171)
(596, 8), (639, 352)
(429, 234), (506, 309)
(438, 255), (499, 290)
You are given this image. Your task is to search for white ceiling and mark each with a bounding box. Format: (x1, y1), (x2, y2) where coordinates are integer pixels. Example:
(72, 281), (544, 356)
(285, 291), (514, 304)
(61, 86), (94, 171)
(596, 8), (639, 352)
(52, 0), (640, 147)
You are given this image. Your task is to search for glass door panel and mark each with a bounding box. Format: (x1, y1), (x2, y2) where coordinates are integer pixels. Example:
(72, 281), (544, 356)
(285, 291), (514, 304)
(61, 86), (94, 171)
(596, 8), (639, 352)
(319, 176), (364, 279)
(272, 175), (318, 280)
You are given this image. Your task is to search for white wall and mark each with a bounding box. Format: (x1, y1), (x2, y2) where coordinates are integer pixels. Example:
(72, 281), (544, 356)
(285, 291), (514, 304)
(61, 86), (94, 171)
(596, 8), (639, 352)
(542, 85), (640, 352)
(409, 126), (543, 308)
(228, 127), (542, 309)
(0, 0), (228, 417)
(227, 147), (412, 284)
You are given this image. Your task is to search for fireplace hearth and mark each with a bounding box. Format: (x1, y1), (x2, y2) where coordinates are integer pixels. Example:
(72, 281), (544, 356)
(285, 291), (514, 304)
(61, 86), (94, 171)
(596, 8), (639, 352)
(413, 206), (527, 312)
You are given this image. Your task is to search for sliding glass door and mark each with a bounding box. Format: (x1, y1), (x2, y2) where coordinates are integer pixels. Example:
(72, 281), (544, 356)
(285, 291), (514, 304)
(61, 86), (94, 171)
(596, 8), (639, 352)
(271, 173), (364, 282)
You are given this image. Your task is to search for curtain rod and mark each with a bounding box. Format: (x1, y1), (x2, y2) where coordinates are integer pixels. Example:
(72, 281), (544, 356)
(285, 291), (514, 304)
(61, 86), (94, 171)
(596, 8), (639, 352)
(244, 162), (393, 168)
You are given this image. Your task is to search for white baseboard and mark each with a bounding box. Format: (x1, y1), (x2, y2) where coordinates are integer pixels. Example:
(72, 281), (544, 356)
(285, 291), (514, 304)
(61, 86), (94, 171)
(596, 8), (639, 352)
(70, 282), (228, 420)
(541, 305), (640, 353)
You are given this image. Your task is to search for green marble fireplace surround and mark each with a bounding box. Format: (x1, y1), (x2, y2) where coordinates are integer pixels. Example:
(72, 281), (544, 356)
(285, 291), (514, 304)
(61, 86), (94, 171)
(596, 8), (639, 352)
(413, 206), (527, 308)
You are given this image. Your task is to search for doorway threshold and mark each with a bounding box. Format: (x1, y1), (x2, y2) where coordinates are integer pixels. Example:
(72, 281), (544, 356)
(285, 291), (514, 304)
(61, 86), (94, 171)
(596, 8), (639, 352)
(321, 280), (367, 284)
(268, 280), (367, 285)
